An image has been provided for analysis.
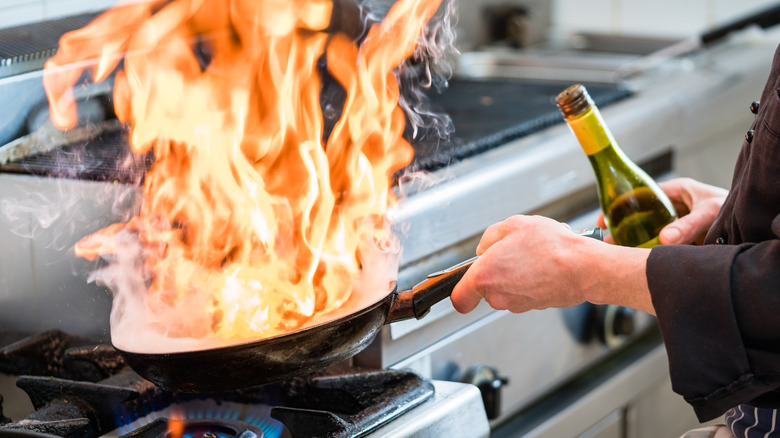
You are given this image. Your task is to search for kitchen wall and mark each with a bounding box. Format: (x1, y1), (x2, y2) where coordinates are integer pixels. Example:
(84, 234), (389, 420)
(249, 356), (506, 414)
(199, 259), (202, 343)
(552, 0), (780, 39)
(1, 0), (777, 40)
(457, 0), (780, 50)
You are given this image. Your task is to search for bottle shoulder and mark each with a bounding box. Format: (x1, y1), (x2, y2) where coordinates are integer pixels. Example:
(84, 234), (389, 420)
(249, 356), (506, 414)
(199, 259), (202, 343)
(587, 146), (656, 186)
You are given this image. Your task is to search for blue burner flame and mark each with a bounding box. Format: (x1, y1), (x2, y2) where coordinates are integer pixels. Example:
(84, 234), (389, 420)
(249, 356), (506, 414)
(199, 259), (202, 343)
(114, 399), (283, 438)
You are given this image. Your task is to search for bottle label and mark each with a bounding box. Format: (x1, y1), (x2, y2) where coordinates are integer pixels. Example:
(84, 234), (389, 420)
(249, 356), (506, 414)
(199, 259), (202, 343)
(567, 106), (615, 155)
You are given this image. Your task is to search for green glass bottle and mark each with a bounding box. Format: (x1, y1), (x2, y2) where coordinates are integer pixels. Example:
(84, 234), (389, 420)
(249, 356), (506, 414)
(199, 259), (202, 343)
(555, 84), (676, 248)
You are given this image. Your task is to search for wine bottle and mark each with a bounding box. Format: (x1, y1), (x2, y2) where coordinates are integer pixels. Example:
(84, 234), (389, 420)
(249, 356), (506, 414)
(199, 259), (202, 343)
(555, 84), (676, 248)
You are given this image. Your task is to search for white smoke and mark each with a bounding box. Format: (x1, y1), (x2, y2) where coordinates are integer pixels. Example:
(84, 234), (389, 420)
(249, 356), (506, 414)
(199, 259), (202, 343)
(0, 179), (141, 251)
(396, 0), (459, 140)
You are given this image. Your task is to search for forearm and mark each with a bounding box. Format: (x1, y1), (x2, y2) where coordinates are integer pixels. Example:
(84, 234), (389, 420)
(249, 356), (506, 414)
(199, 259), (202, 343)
(578, 241), (655, 315)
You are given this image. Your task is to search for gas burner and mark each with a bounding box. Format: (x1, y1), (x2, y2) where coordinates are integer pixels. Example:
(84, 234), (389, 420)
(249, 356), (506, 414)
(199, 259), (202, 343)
(111, 400), (281, 438)
(162, 418), (266, 438)
(116, 413), (275, 438)
(0, 331), (440, 438)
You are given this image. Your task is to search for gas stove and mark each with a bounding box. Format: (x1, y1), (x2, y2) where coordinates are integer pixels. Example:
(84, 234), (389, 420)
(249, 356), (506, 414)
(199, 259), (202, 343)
(3, 7), (780, 438)
(0, 330), (489, 438)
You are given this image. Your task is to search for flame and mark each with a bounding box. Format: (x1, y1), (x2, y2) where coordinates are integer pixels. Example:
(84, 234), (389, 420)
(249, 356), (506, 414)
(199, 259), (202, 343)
(44, 0), (442, 343)
(167, 417), (185, 438)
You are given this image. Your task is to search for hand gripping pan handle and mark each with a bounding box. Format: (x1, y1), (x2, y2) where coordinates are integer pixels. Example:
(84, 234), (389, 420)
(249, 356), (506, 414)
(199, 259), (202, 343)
(388, 227), (603, 322)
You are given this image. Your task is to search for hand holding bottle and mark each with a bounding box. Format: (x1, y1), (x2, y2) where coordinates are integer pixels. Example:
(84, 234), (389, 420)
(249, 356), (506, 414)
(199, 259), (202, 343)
(597, 178), (729, 245)
(655, 178), (729, 245)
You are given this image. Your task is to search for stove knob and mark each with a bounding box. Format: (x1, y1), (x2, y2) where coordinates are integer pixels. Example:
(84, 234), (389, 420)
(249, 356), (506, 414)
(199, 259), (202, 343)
(462, 365), (509, 420)
(561, 302), (597, 343)
(598, 304), (636, 348)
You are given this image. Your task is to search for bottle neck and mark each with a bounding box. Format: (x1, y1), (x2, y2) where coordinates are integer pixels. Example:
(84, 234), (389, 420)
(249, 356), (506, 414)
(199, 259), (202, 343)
(565, 105), (617, 156)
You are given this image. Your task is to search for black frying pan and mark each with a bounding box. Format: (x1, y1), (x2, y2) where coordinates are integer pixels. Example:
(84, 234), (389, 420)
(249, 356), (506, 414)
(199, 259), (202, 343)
(119, 228), (602, 392)
(118, 257), (472, 392)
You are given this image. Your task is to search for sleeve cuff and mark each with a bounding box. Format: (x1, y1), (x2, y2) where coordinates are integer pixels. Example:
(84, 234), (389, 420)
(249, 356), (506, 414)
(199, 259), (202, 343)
(647, 244), (753, 421)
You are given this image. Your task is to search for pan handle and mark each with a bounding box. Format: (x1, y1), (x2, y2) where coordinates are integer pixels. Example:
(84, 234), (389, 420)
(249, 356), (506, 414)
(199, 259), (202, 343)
(410, 256), (476, 319)
(387, 227), (603, 322)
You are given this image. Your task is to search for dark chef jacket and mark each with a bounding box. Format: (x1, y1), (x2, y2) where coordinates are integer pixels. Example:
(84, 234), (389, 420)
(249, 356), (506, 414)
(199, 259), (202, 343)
(646, 43), (780, 423)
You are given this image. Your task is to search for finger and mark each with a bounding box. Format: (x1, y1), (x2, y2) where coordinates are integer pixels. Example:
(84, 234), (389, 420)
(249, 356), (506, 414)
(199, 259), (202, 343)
(593, 212), (616, 243)
(657, 178), (690, 199)
(476, 217), (518, 255)
(450, 277), (483, 313)
(596, 212), (607, 229)
(657, 179), (694, 216)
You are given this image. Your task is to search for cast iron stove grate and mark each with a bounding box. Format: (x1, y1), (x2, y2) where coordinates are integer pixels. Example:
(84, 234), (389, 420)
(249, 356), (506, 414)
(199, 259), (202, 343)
(0, 330), (434, 438)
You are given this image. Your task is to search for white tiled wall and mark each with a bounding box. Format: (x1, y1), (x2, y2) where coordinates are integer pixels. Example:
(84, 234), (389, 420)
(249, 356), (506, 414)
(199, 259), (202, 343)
(552, 0), (780, 38)
(0, 0), (114, 28)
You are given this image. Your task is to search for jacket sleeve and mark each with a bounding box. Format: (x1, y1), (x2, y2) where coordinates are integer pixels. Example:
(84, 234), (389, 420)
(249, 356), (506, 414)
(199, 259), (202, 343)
(646, 219), (780, 422)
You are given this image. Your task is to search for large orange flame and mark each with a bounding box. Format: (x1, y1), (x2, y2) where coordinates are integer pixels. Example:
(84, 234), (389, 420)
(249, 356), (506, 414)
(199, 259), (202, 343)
(44, 0), (441, 343)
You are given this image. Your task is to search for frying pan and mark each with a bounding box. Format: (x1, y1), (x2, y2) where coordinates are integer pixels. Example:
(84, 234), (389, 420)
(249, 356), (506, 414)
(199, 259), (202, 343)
(118, 228), (602, 392)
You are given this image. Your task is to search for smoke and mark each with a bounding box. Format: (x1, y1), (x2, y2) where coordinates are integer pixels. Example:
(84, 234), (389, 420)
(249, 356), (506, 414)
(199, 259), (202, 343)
(393, 167), (452, 202)
(0, 118), (145, 249)
(396, 0), (458, 140)
(320, 0), (457, 145)
(1, 193), (63, 239)
(0, 179), (141, 252)
(83, 229), (151, 346)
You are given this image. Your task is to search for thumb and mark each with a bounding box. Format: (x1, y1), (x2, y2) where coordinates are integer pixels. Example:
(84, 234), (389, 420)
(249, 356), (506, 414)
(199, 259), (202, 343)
(659, 210), (711, 245)
(450, 267), (484, 314)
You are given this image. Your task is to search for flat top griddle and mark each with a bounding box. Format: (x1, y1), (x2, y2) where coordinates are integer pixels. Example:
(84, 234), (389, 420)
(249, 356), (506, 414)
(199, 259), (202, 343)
(410, 78), (632, 172)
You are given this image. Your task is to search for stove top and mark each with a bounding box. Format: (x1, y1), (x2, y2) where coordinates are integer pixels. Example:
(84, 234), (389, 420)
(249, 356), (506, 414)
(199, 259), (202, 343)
(0, 330), (488, 438)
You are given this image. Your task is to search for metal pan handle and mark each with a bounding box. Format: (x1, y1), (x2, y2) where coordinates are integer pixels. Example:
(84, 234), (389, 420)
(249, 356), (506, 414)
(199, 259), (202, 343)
(387, 227), (603, 322)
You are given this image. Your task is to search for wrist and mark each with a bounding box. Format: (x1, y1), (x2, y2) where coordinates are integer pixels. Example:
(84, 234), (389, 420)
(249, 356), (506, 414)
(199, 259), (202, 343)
(580, 242), (655, 315)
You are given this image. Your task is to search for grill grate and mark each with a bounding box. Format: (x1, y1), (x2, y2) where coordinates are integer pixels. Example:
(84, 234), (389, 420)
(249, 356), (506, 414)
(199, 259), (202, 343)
(0, 123), (151, 185)
(0, 12), (102, 78)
